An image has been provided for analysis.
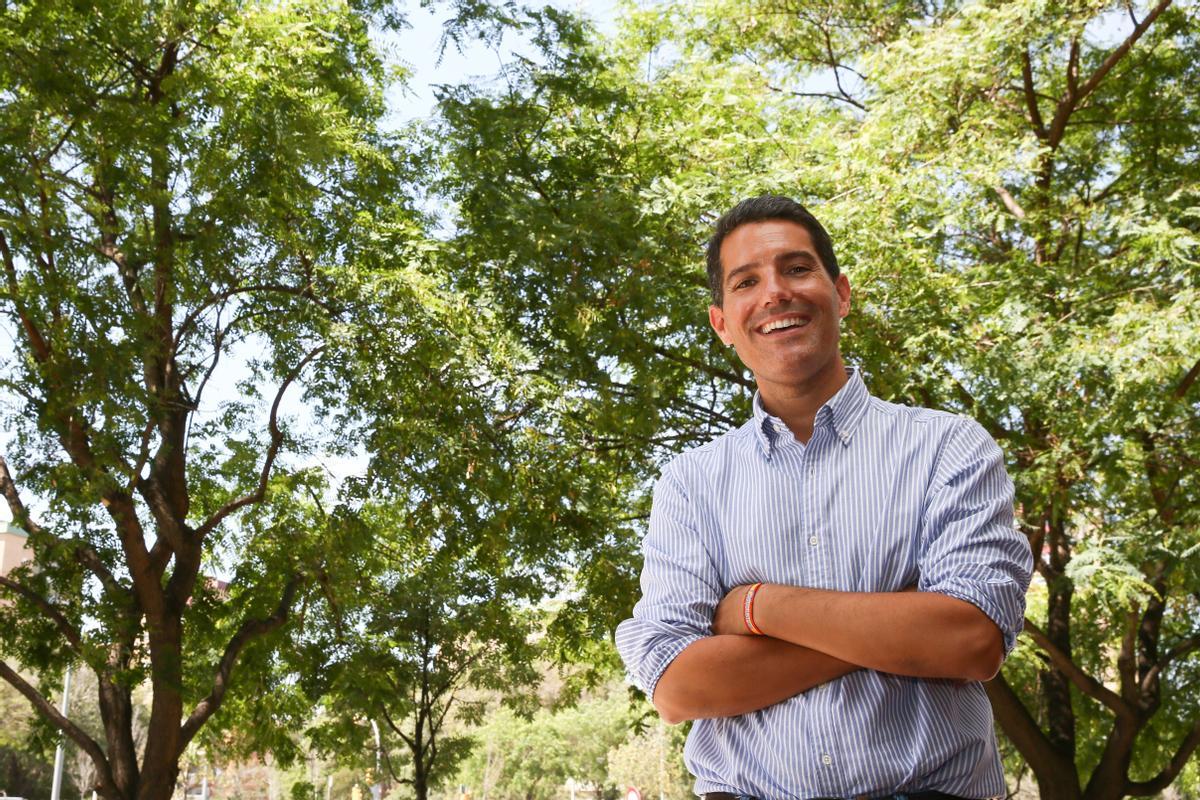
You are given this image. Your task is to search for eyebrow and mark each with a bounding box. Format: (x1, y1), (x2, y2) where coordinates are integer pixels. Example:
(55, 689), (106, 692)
(724, 251), (821, 288)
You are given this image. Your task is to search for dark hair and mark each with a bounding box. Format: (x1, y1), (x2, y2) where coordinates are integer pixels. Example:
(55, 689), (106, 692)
(705, 195), (840, 306)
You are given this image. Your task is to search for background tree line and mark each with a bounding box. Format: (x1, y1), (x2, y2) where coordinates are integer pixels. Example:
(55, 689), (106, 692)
(1, 1), (1197, 800)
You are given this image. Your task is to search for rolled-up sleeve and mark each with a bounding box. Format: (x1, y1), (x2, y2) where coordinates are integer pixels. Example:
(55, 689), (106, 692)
(614, 461), (722, 697)
(919, 417), (1033, 655)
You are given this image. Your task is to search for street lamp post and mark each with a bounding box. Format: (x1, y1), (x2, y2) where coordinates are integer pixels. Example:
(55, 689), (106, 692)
(50, 662), (72, 800)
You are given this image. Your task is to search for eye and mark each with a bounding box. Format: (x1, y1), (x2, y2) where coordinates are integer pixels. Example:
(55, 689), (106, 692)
(732, 277), (756, 291)
(788, 263), (814, 274)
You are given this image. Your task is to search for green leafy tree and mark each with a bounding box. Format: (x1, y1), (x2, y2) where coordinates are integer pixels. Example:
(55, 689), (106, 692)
(453, 688), (634, 800)
(0, 1), (442, 798)
(304, 504), (541, 800)
(0, 672), (59, 798)
(432, 2), (1200, 798)
(433, 9), (749, 669)
(606, 717), (691, 800)
(302, 236), (646, 798)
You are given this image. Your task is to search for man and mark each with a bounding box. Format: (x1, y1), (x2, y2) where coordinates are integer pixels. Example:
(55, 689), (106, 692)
(614, 196), (1033, 800)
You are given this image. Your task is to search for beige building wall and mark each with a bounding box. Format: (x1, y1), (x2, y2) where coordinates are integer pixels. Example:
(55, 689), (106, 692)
(0, 521), (34, 577)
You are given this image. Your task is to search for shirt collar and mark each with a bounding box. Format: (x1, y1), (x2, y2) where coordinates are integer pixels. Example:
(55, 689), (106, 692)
(751, 366), (871, 456)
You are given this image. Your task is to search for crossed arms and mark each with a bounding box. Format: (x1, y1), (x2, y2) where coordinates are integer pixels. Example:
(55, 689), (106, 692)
(651, 584), (1005, 724)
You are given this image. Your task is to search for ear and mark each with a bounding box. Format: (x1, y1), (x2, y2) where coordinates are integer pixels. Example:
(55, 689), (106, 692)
(836, 273), (851, 319)
(709, 304), (733, 345)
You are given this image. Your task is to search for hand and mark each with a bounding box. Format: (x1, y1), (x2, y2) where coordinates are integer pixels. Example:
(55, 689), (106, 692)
(712, 584), (757, 636)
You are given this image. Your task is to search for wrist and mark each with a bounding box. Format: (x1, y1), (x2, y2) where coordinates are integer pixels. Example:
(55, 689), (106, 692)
(742, 582), (765, 635)
(753, 584), (807, 641)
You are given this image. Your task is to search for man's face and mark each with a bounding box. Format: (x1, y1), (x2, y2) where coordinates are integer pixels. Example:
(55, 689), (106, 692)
(708, 220), (851, 395)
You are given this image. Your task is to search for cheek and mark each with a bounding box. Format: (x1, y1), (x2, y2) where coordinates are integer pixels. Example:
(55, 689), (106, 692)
(726, 306), (752, 333)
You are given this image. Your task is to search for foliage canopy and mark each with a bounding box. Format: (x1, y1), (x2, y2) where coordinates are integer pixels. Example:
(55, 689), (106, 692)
(3, 1), (1199, 799)
(432, 1), (1200, 797)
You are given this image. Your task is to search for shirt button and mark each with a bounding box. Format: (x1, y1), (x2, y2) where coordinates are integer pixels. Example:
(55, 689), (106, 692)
(821, 754), (832, 765)
(809, 536), (818, 546)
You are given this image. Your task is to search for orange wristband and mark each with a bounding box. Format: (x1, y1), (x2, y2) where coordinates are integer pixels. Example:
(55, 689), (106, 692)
(742, 582), (765, 635)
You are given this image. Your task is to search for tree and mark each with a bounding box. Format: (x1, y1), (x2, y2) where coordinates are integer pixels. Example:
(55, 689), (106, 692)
(605, 716), (691, 800)
(60, 665), (151, 800)
(452, 687), (636, 800)
(432, 8), (749, 668)
(304, 504), (541, 800)
(432, 1), (1200, 797)
(301, 209), (650, 795)
(0, 1), (436, 798)
(1, 672), (59, 799)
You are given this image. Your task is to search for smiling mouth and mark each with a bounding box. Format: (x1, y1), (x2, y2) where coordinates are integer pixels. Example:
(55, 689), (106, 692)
(757, 315), (811, 335)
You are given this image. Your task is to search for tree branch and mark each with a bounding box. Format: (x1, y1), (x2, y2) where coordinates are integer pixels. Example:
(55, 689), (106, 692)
(1116, 608), (1139, 706)
(1021, 49), (1047, 139)
(1125, 719), (1200, 795)
(380, 706), (417, 751)
(913, 377), (1012, 443)
(765, 82), (866, 111)
(177, 574), (303, 751)
(985, 673), (1071, 781)
(195, 345), (326, 538)
(1141, 634), (1200, 694)
(1175, 357), (1200, 398)
(93, 167), (148, 318)
(0, 230), (54, 363)
(183, 306), (278, 412)
(1076, 0), (1172, 111)
(1024, 618), (1132, 717)
(672, 396), (738, 428)
(819, 20), (866, 110)
(0, 575), (85, 652)
(0, 661), (120, 798)
(125, 418), (156, 495)
(1, 455), (128, 601)
(0, 455), (42, 535)
(190, 313), (227, 413)
(68, 538), (127, 600)
(650, 344), (754, 390)
(1125, 0), (1142, 27)
(995, 185), (1027, 219)
(1164, 634), (1200, 664)
(1066, 37), (1081, 100)
(377, 731), (403, 784)
(173, 282), (326, 353)
(1045, 0), (1172, 148)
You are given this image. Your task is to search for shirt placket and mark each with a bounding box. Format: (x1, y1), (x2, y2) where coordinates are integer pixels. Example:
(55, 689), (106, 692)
(802, 425), (846, 794)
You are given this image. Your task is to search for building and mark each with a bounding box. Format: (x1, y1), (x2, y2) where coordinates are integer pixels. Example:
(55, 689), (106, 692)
(0, 520), (34, 577)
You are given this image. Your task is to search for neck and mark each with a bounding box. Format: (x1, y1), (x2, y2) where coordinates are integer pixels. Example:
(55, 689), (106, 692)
(758, 356), (849, 444)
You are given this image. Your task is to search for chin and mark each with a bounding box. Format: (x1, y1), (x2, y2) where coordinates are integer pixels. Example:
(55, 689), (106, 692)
(765, 353), (842, 385)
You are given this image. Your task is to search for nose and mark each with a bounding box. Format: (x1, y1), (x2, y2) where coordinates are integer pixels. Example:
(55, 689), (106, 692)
(761, 270), (793, 306)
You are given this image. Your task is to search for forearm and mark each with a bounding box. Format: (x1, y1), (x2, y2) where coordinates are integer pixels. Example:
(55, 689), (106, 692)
(651, 634), (856, 724)
(752, 586), (1004, 681)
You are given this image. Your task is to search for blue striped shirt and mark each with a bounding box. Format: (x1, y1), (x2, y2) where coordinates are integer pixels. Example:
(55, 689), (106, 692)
(615, 369), (1032, 799)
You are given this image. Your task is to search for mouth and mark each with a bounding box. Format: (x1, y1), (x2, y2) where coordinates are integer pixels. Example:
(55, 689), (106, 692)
(756, 315), (811, 335)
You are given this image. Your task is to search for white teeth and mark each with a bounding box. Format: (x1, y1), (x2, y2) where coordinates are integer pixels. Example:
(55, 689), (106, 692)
(760, 316), (808, 333)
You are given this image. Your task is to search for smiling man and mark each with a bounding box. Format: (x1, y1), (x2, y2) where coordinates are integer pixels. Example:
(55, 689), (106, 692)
(615, 196), (1033, 800)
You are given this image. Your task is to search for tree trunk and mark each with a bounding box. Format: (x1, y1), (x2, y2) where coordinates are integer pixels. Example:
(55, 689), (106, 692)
(98, 678), (139, 799)
(986, 676), (1081, 800)
(1082, 717), (1141, 800)
(413, 755), (428, 800)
